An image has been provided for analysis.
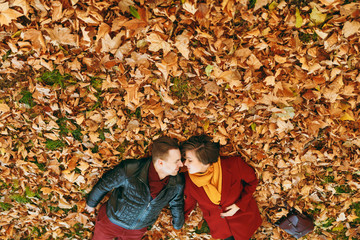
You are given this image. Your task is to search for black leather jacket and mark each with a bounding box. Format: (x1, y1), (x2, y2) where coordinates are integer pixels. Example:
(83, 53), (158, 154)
(86, 157), (184, 230)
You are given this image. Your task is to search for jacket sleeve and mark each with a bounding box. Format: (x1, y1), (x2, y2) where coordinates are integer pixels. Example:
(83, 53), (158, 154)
(86, 162), (127, 208)
(169, 182), (185, 229)
(234, 157), (258, 211)
(183, 177), (197, 220)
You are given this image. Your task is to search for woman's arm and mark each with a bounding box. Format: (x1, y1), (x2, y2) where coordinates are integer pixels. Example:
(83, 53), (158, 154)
(183, 179), (197, 219)
(233, 157), (259, 211)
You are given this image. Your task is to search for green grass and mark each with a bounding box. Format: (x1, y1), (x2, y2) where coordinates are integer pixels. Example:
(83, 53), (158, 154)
(125, 107), (142, 120)
(90, 76), (103, 92)
(19, 90), (36, 108)
(285, 0), (311, 7)
(351, 202), (360, 217)
(45, 139), (66, 150)
(0, 180), (8, 190)
(321, 217), (335, 228)
(91, 144), (99, 153)
(10, 194), (30, 204)
(170, 77), (189, 99)
(49, 204), (78, 214)
(0, 202), (13, 211)
(89, 91), (103, 111)
(299, 31), (318, 43)
(194, 220), (210, 234)
(33, 160), (46, 171)
(2, 50), (11, 61)
(116, 140), (129, 156)
(56, 117), (83, 141)
(25, 186), (37, 198)
(335, 184), (352, 194)
(64, 223), (89, 238)
(322, 175), (334, 183)
(248, 0), (256, 9)
(38, 69), (75, 88)
(98, 128), (110, 141)
(30, 226), (46, 238)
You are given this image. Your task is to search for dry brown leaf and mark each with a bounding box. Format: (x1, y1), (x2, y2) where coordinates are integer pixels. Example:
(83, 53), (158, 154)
(342, 21), (360, 38)
(45, 25), (77, 46)
(0, 2), (23, 26)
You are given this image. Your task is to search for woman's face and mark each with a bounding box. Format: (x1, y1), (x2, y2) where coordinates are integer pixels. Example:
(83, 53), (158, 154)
(184, 150), (210, 174)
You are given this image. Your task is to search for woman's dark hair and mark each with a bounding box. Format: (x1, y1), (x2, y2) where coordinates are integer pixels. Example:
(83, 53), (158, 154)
(152, 136), (179, 161)
(181, 135), (220, 165)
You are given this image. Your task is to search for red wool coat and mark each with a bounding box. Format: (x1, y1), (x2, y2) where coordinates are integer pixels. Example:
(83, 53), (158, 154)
(184, 156), (262, 240)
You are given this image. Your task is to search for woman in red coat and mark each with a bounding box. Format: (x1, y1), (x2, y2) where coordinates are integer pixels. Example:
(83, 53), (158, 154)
(182, 135), (262, 240)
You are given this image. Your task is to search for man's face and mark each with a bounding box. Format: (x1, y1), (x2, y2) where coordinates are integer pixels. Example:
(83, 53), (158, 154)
(161, 149), (183, 176)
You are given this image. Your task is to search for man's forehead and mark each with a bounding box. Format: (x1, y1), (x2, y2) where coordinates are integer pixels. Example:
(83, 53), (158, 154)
(166, 149), (181, 158)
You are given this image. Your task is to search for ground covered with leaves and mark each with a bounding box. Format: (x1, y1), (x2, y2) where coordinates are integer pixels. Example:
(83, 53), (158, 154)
(0, 0), (359, 239)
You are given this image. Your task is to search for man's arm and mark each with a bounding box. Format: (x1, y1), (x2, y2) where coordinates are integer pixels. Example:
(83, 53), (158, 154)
(86, 162), (127, 208)
(168, 184), (185, 230)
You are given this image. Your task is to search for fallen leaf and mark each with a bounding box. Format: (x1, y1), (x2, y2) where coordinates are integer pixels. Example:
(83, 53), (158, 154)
(342, 21), (360, 38)
(295, 8), (303, 28)
(340, 112), (355, 121)
(0, 2), (23, 26)
(310, 6), (327, 25)
(0, 104), (10, 113)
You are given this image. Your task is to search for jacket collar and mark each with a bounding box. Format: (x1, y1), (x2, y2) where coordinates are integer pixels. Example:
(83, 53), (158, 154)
(137, 158), (177, 187)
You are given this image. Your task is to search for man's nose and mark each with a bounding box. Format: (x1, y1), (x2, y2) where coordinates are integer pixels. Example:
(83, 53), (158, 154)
(178, 161), (184, 167)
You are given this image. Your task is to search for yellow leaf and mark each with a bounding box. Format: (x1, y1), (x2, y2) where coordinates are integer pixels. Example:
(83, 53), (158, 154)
(268, 1), (278, 10)
(203, 120), (210, 131)
(340, 112), (355, 121)
(310, 7), (327, 25)
(295, 8), (303, 28)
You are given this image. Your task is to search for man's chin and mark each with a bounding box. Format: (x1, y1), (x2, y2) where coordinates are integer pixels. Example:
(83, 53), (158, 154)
(171, 170), (179, 175)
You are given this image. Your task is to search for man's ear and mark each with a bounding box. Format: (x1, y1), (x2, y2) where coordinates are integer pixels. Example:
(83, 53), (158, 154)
(158, 159), (164, 166)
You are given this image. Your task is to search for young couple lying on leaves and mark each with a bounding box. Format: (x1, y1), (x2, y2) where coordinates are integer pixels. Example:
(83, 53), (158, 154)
(85, 135), (262, 240)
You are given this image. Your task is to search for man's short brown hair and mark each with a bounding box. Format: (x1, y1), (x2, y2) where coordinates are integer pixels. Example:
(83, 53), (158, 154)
(181, 135), (220, 165)
(152, 136), (179, 161)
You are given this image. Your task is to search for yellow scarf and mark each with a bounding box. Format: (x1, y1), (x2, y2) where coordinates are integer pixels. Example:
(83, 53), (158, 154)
(189, 158), (222, 205)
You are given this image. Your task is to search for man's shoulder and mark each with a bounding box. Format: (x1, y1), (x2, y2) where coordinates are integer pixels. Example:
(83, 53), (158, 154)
(116, 157), (151, 174)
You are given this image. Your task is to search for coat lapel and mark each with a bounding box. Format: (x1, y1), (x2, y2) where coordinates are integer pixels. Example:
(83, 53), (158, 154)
(220, 158), (232, 205)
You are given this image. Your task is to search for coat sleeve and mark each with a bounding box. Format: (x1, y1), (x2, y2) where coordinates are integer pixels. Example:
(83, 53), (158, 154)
(86, 162), (127, 208)
(169, 183), (185, 229)
(234, 157), (258, 211)
(183, 176), (197, 219)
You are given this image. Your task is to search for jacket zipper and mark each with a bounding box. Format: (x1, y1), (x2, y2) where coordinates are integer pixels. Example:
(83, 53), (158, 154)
(133, 179), (151, 229)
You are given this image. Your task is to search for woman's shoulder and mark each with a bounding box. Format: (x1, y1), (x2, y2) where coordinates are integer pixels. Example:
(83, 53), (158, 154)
(220, 155), (244, 164)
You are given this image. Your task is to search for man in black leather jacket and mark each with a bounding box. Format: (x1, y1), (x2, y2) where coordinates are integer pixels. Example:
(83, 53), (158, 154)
(85, 136), (184, 239)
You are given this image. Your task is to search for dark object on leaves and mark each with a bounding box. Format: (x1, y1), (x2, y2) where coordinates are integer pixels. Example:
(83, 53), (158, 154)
(275, 208), (314, 239)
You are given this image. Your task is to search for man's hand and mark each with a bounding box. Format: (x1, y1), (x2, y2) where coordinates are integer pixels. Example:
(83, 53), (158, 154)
(85, 204), (95, 213)
(220, 204), (240, 218)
